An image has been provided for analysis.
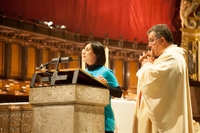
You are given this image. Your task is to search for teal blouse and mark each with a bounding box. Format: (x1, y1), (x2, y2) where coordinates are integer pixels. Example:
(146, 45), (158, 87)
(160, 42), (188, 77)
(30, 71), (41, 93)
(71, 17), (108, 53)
(85, 65), (119, 132)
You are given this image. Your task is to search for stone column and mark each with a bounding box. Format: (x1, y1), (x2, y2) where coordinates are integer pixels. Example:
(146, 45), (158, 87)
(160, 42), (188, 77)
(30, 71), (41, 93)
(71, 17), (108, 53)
(29, 85), (109, 133)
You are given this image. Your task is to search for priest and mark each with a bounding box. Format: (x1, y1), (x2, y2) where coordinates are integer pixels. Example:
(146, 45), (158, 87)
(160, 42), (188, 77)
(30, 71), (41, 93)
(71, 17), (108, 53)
(132, 24), (194, 133)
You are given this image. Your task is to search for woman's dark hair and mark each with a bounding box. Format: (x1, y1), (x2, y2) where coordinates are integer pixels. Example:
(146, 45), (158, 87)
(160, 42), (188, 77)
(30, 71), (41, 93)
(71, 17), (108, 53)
(84, 41), (106, 66)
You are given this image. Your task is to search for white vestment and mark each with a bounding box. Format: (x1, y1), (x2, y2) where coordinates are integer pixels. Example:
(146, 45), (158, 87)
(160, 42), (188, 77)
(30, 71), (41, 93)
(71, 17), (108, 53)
(133, 45), (194, 133)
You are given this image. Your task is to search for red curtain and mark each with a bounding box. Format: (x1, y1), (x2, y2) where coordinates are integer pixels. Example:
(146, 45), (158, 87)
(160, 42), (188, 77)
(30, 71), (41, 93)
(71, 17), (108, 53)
(0, 0), (181, 44)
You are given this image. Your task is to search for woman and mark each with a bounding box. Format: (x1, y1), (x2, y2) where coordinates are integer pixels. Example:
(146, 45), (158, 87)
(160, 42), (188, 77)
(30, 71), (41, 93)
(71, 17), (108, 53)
(82, 41), (122, 133)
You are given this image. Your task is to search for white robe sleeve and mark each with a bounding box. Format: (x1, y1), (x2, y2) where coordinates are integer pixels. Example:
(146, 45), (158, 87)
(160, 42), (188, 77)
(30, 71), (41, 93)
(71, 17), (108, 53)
(138, 50), (193, 132)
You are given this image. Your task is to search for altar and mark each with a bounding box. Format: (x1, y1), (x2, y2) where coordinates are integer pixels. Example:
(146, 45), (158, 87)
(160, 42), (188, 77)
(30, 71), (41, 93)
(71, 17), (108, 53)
(111, 99), (136, 133)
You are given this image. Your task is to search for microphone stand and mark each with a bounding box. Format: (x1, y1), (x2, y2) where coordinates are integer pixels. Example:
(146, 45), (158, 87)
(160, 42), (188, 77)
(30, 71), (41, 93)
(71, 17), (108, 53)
(30, 55), (72, 88)
(36, 61), (51, 70)
(49, 55), (68, 86)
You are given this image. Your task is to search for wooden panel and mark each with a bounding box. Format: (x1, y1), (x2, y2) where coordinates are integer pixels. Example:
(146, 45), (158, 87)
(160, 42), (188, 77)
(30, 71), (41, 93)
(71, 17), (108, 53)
(3, 17), (20, 28)
(123, 41), (134, 49)
(113, 59), (123, 87)
(108, 39), (119, 47)
(27, 47), (36, 79)
(126, 61), (138, 93)
(198, 41), (200, 82)
(190, 85), (200, 123)
(51, 28), (64, 39)
(21, 21), (36, 32)
(68, 55), (80, 69)
(10, 44), (20, 77)
(42, 49), (50, 64)
(0, 103), (33, 132)
(0, 42), (3, 76)
(36, 25), (50, 36)
(65, 31), (76, 41)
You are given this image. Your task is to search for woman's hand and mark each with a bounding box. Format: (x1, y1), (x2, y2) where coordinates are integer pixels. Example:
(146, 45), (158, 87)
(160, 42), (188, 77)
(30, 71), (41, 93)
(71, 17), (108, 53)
(96, 76), (108, 84)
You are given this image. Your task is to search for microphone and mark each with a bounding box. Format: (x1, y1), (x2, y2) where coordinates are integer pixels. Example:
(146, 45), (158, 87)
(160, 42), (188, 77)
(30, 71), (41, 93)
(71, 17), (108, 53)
(36, 61), (51, 70)
(51, 57), (73, 64)
(35, 57), (73, 70)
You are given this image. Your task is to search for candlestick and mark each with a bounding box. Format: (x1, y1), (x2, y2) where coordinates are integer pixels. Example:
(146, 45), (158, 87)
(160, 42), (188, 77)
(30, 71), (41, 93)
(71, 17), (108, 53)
(105, 47), (109, 68)
(81, 49), (85, 70)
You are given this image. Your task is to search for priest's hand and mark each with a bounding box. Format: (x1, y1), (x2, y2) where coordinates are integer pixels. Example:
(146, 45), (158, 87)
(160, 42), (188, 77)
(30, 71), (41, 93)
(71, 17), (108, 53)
(139, 51), (154, 66)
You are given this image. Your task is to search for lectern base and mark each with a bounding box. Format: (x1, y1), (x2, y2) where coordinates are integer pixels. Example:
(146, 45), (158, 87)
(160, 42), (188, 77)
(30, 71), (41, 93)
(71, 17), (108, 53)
(29, 85), (109, 133)
(33, 105), (104, 133)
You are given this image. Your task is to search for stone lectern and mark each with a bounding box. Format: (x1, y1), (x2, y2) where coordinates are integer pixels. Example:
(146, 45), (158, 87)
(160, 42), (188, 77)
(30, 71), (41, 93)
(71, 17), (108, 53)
(29, 69), (109, 133)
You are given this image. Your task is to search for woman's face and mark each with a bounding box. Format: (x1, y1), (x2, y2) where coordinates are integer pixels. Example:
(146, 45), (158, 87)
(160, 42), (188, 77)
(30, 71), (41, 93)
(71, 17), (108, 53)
(82, 43), (96, 65)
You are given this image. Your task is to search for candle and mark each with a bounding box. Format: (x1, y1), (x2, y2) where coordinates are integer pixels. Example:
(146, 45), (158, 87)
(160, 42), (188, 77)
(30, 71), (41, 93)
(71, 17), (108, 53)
(105, 47), (109, 68)
(81, 49), (85, 70)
